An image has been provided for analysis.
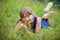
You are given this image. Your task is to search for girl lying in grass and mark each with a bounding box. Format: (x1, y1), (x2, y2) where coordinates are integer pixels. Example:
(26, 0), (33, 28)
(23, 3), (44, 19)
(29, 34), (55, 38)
(16, 2), (55, 35)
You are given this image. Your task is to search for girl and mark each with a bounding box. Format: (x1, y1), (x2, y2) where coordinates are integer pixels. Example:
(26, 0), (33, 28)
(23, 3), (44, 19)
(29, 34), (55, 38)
(16, 2), (55, 34)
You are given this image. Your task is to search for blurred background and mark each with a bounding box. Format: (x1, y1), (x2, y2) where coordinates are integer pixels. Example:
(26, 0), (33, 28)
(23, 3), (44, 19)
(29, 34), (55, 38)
(0, 0), (60, 40)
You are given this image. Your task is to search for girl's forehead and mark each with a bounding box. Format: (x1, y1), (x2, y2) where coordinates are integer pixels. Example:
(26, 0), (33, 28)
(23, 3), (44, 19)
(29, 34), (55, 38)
(24, 13), (30, 17)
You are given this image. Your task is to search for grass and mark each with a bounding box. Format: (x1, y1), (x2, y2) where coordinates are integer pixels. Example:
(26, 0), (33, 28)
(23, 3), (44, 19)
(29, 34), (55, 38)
(0, 0), (60, 40)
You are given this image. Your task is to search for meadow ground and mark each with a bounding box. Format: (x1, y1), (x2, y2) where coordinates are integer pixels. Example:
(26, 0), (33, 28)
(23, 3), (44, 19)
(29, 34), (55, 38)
(0, 0), (60, 40)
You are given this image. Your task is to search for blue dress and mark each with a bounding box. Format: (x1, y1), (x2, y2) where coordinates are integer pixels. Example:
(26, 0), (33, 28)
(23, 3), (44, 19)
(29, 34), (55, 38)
(41, 19), (50, 29)
(32, 16), (50, 33)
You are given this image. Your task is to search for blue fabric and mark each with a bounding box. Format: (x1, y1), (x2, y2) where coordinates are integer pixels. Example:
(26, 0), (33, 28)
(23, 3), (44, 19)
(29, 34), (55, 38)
(31, 16), (50, 33)
(41, 19), (50, 28)
(31, 16), (37, 33)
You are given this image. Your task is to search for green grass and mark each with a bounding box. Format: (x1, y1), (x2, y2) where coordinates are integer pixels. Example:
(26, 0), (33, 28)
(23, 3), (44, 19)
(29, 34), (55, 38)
(0, 0), (60, 40)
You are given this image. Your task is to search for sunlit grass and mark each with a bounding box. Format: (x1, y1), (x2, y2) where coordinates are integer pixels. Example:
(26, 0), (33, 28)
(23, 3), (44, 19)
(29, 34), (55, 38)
(0, 0), (60, 40)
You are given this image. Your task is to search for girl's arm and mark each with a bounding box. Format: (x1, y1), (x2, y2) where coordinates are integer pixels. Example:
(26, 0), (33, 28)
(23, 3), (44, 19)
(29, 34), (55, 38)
(16, 21), (35, 35)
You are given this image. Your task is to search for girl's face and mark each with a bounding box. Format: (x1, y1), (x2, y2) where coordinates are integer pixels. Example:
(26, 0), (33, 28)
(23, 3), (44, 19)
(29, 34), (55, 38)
(20, 7), (34, 24)
(22, 14), (34, 24)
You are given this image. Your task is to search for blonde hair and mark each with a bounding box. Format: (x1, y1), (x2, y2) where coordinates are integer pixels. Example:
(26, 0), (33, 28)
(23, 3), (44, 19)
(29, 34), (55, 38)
(20, 7), (34, 18)
(17, 7), (34, 23)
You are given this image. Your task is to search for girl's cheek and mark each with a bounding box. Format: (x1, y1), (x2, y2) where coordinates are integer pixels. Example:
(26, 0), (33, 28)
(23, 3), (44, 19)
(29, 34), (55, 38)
(29, 16), (33, 23)
(29, 15), (33, 19)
